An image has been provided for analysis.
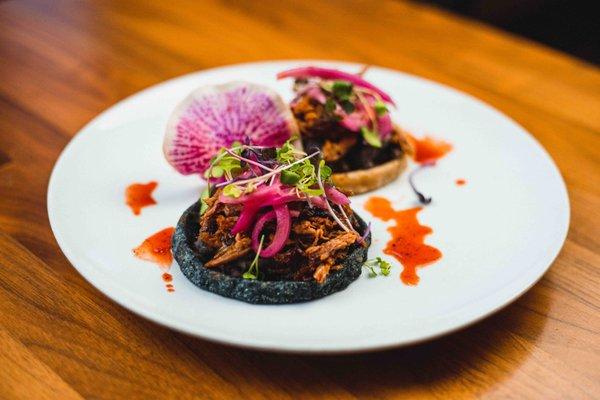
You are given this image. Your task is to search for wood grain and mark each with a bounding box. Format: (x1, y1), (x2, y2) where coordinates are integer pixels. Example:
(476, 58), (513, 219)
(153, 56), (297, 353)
(0, 0), (598, 398)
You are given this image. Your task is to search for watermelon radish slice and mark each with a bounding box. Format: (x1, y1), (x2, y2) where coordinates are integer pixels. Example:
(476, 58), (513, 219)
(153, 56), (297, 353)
(164, 81), (297, 176)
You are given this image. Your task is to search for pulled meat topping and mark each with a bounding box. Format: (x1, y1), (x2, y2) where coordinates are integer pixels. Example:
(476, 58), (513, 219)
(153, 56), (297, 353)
(196, 189), (360, 283)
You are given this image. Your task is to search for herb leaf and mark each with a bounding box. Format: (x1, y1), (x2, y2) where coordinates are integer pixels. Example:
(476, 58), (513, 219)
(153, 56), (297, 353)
(377, 257), (391, 276)
(325, 98), (336, 113)
(340, 100), (355, 114)
(281, 169), (301, 185)
(332, 80), (353, 99)
(360, 126), (382, 148)
(374, 101), (388, 116)
(205, 146), (242, 180)
(319, 160), (332, 181)
(243, 235), (265, 280)
(276, 141), (332, 196)
(199, 187), (210, 215)
(276, 140), (297, 163)
(223, 184), (243, 198)
(363, 257), (392, 277)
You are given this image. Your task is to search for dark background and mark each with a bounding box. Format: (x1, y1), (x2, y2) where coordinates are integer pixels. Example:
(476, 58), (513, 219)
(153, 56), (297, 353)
(415, 0), (599, 65)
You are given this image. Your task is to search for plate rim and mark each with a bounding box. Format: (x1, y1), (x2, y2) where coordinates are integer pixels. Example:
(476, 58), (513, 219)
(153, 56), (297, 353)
(47, 59), (570, 353)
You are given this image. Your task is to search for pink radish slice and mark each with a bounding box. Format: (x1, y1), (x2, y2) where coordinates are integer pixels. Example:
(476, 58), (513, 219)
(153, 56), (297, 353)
(163, 81), (298, 176)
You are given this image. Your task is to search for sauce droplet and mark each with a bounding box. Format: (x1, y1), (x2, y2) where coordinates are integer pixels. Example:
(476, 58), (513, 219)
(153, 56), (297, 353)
(125, 181), (158, 215)
(365, 197), (442, 285)
(133, 227), (176, 292)
(456, 178), (466, 186)
(407, 134), (452, 163)
(133, 227), (175, 268)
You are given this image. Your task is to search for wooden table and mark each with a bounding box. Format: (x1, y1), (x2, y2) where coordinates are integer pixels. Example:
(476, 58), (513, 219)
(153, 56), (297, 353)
(1, 0), (598, 398)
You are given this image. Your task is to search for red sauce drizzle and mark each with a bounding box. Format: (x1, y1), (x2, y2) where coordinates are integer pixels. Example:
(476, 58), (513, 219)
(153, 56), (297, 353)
(407, 134), (453, 163)
(456, 178), (466, 186)
(133, 227), (176, 292)
(365, 197), (442, 285)
(125, 181), (158, 215)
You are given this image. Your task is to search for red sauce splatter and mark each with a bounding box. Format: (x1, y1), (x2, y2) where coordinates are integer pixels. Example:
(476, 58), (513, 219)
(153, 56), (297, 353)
(133, 228), (176, 292)
(133, 227), (177, 292)
(125, 181), (158, 215)
(133, 227), (175, 269)
(456, 178), (466, 186)
(365, 197), (442, 285)
(407, 134), (452, 163)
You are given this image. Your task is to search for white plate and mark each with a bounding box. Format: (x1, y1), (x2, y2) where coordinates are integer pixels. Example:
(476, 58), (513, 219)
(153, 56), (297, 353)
(48, 61), (569, 353)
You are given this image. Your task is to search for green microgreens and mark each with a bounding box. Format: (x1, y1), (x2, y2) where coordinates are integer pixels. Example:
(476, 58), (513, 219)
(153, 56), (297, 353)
(332, 81), (355, 114)
(339, 100), (355, 114)
(222, 184), (243, 198)
(199, 187), (210, 215)
(325, 98), (336, 113)
(360, 126), (382, 148)
(332, 80), (353, 98)
(276, 140), (304, 164)
(363, 257), (392, 277)
(320, 80), (356, 116)
(243, 235), (265, 280)
(374, 101), (388, 116)
(204, 141), (243, 180)
(319, 81), (386, 148)
(274, 140), (332, 196)
(319, 159), (332, 181)
(221, 149), (319, 191)
(315, 158), (353, 234)
(200, 141), (355, 243)
(355, 90), (382, 148)
(280, 169), (300, 185)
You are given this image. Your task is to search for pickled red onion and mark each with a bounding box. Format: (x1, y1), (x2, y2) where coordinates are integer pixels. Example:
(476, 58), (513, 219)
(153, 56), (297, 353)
(277, 66), (395, 105)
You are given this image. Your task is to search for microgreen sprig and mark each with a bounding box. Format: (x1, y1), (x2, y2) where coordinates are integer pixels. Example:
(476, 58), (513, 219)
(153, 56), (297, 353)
(243, 235), (265, 280)
(355, 90), (382, 148)
(363, 257), (392, 277)
(316, 159), (355, 234)
(321, 80), (356, 115)
(199, 186), (211, 214)
(201, 140), (354, 235)
(204, 142), (243, 180)
(217, 149), (320, 189)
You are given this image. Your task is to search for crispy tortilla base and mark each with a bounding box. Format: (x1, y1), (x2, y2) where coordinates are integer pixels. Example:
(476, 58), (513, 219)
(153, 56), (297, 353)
(173, 202), (371, 304)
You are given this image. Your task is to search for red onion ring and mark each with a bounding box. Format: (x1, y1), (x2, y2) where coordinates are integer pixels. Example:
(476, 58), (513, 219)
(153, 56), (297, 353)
(277, 66), (395, 105)
(325, 186), (350, 205)
(256, 204), (291, 258)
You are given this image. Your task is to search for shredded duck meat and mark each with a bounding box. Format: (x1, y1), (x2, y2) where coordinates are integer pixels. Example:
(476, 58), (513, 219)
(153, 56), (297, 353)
(196, 190), (360, 283)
